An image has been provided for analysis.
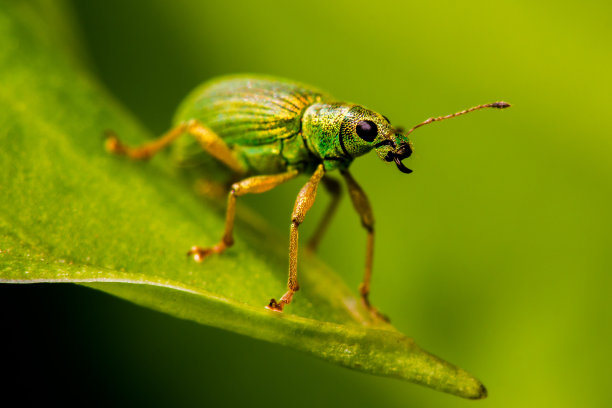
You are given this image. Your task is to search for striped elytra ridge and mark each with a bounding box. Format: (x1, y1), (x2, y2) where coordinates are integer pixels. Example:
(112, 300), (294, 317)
(173, 75), (328, 174)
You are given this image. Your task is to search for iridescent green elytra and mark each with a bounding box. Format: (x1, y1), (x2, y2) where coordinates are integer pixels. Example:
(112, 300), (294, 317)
(106, 74), (509, 319)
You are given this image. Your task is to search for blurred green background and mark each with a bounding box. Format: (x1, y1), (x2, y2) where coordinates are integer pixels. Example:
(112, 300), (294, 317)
(4, 0), (610, 406)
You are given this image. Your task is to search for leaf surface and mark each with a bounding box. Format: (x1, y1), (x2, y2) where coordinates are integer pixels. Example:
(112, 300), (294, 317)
(0, 1), (485, 399)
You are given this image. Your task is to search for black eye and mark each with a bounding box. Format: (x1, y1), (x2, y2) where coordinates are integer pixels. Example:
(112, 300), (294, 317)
(355, 120), (378, 142)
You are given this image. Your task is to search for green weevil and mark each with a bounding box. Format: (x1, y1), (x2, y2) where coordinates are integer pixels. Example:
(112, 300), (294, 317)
(106, 74), (509, 319)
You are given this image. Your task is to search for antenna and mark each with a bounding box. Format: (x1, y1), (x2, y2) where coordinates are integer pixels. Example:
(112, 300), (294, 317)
(405, 101), (510, 136)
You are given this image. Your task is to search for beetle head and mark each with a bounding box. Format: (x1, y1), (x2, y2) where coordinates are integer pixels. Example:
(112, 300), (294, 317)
(337, 106), (414, 174)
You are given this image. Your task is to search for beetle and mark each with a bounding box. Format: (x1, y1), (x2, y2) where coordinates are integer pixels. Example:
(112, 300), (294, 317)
(106, 74), (509, 320)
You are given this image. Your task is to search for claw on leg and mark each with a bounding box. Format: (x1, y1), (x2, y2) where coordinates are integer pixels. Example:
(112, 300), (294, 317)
(359, 283), (390, 323)
(187, 243), (227, 262)
(266, 298), (284, 312)
(265, 290), (295, 313)
(105, 131), (130, 157)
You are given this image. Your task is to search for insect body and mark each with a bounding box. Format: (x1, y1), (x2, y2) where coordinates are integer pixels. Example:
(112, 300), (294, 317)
(106, 74), (509, 320)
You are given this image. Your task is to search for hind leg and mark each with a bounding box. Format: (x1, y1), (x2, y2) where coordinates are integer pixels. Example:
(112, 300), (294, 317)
(106, 119), (245, 174)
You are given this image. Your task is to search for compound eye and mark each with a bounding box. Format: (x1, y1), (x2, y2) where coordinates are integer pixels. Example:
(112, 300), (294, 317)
(355, 120), (378, 142)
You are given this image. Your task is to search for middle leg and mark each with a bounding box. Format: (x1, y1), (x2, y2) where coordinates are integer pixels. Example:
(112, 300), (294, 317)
(306, 175), (342, 252)
(188, 170), (299, 261)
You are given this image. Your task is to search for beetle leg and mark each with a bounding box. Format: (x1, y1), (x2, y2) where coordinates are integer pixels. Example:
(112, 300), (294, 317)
(184, 121), (245, 174)
(267, 164), (325, 312)
(305, 175), (342, 253)
(341, 170), (389, 322)
(188, 170), (299, 262)
(106, 120), (245, 174)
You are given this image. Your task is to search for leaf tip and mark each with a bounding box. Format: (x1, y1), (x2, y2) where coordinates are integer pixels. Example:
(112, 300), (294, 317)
(453, 371), (487, 400)
(470, 383), (488, 400)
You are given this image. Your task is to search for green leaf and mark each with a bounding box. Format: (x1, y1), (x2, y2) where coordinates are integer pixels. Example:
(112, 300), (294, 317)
(0, 1), (485, 399)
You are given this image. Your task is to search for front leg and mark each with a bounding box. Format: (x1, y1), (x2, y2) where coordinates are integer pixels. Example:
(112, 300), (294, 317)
(341, 170), (389, 322)
(267, 164), (325, 312)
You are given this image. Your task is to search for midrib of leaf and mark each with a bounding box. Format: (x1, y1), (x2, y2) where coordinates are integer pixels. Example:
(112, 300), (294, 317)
(0, 0), (486, 399)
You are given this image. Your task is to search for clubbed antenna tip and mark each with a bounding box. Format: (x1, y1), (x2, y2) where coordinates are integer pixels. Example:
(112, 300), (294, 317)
(489, 101), (511, 109)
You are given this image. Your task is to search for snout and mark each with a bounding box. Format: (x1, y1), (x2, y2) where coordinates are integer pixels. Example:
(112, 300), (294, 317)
(395, 143), (412, 160)
(385, 142), (413, 174)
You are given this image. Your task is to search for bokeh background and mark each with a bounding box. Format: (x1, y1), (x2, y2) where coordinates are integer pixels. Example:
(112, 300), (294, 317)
(3, 0), (610, 407)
